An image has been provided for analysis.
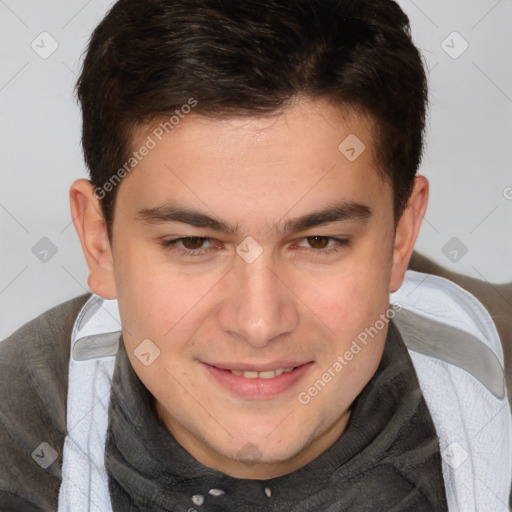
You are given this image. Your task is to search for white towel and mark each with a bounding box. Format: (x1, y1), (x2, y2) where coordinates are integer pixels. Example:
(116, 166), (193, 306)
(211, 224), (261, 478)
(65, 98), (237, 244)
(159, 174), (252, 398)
(57, 295), (119, 512)
(57, 271), (512, 511)
(392, 271), (512, 512)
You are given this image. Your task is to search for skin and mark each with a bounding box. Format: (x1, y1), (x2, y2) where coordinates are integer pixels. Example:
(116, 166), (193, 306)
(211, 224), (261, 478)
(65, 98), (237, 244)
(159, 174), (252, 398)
(70, 96), (428, 480)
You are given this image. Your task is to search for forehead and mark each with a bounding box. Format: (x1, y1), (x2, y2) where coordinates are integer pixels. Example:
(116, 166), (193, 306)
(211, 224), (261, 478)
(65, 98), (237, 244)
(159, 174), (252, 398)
(136, 97), (377, 162)
(117, 97), (387, 224)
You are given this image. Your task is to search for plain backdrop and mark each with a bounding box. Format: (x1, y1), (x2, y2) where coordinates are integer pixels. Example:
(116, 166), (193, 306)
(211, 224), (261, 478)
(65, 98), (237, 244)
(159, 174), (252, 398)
(1, 0), (511, 340)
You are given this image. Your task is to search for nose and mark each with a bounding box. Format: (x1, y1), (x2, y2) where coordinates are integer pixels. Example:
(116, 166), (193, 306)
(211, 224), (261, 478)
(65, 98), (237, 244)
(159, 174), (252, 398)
(217, 252), (300, 348)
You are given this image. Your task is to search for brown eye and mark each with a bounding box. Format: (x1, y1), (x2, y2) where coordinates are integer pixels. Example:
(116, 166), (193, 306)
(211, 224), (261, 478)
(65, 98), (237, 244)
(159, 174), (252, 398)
(161, 236), (221, 258)
(306, 236), (330, 249)
(180, 237), (207, 249)
(294, 236), (350, 255)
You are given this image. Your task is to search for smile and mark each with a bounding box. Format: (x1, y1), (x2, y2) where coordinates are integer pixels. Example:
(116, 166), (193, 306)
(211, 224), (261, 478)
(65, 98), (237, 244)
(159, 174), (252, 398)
(229, 367), (295, 378)
(202, 362), (314, 399)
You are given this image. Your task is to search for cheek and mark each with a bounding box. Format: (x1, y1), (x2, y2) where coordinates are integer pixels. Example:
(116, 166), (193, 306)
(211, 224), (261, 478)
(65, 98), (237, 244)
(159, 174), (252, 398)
(299, 249), (392, 382)
(112, 245), (171, 338)
(307, 259), (391, 328)
(114, 248), (220, 348)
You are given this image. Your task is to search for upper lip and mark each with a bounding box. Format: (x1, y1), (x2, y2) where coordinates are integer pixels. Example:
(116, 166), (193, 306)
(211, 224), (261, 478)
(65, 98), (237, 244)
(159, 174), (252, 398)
(204, 361), (311, 372)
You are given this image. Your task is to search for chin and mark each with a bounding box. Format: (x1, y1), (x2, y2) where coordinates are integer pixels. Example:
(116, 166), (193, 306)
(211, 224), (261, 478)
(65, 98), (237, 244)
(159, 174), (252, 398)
(225, 432), (306, 464)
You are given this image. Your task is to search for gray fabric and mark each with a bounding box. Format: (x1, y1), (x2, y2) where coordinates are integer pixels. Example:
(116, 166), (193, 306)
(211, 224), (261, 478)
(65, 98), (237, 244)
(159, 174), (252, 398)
(72, 331), (120, 361)
(408, 251), (512, 403)
(394, 307), (506, 399)
(0, 293), (91, 512)
(408, 252), (512, 512)
(8, 259), (507, 510)
(105, 321), (448, 511)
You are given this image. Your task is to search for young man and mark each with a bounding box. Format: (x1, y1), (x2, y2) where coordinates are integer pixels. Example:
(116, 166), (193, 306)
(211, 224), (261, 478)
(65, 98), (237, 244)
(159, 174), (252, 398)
(1, 0), (510, 511)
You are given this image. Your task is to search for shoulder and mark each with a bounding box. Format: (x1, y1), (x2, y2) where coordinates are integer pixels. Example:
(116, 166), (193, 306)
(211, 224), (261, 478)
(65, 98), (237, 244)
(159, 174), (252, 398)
(0, 293), (91, 510)
(1, 293), (91, 370)
(392, 265), (506, 395)
(408, 251), (512, 396)
(408, 251), (512, 338)
(391, 267), (512, 510)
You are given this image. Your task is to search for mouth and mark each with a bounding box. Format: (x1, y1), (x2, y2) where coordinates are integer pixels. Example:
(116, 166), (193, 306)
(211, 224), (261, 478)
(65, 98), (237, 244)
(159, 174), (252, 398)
(229, 367), (296, 378)
(202, 361), (314, 399)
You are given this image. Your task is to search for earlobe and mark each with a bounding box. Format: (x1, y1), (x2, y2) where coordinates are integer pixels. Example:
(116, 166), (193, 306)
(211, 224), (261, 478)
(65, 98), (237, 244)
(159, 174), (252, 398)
(389, 175), (429, 293)
(69, 179), (117, 299)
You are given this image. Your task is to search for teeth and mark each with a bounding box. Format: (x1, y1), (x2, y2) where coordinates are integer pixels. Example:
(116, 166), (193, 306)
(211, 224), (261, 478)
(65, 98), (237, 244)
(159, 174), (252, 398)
(229, 367), (295, 378)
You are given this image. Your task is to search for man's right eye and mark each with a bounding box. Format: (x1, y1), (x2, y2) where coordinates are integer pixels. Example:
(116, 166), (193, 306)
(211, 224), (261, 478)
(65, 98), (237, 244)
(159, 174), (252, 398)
(160, 237), (218, 256)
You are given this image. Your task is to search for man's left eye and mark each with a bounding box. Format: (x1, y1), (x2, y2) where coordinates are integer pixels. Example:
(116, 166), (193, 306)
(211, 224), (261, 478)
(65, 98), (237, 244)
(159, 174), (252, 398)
(296, 236), (350, 253)
(300, 236), (334, 249)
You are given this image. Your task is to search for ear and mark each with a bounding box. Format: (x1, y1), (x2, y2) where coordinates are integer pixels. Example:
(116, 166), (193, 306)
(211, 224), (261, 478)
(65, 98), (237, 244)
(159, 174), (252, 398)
(389, 175), (429, 293)
(69, 179), (117, 299)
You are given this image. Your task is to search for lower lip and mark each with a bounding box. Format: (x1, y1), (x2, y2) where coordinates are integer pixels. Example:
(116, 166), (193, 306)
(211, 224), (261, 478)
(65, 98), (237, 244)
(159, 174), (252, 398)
(203, 362), (314, 399)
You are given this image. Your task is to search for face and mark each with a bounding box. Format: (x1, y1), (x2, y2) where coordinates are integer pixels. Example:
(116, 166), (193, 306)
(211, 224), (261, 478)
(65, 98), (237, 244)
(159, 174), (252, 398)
(71, 97), (427, 479)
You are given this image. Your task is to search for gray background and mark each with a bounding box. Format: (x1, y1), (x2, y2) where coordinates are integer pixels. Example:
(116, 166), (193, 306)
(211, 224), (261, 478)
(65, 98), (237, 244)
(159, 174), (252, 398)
(1, 0), (511, 340)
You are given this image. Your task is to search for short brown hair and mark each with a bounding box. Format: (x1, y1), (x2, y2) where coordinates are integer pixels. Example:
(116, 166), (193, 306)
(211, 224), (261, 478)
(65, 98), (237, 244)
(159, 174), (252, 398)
(76, 0), (428, 241)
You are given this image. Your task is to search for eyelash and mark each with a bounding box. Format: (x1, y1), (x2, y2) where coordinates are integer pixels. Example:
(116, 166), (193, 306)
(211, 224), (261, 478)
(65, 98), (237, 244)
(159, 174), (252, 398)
(160, 236), (350, 257)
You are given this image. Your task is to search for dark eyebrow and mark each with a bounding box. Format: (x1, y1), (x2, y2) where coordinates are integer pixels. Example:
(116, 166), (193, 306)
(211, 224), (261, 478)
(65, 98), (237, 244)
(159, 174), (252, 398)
(135, 201), (372, 235)
(280, 201), (372, 234)
(135, 206), (240, 234)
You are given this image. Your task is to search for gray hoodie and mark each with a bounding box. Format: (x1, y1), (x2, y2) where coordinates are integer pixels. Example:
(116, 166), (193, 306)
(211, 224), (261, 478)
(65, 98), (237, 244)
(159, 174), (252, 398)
(0, 292), (448, 511)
